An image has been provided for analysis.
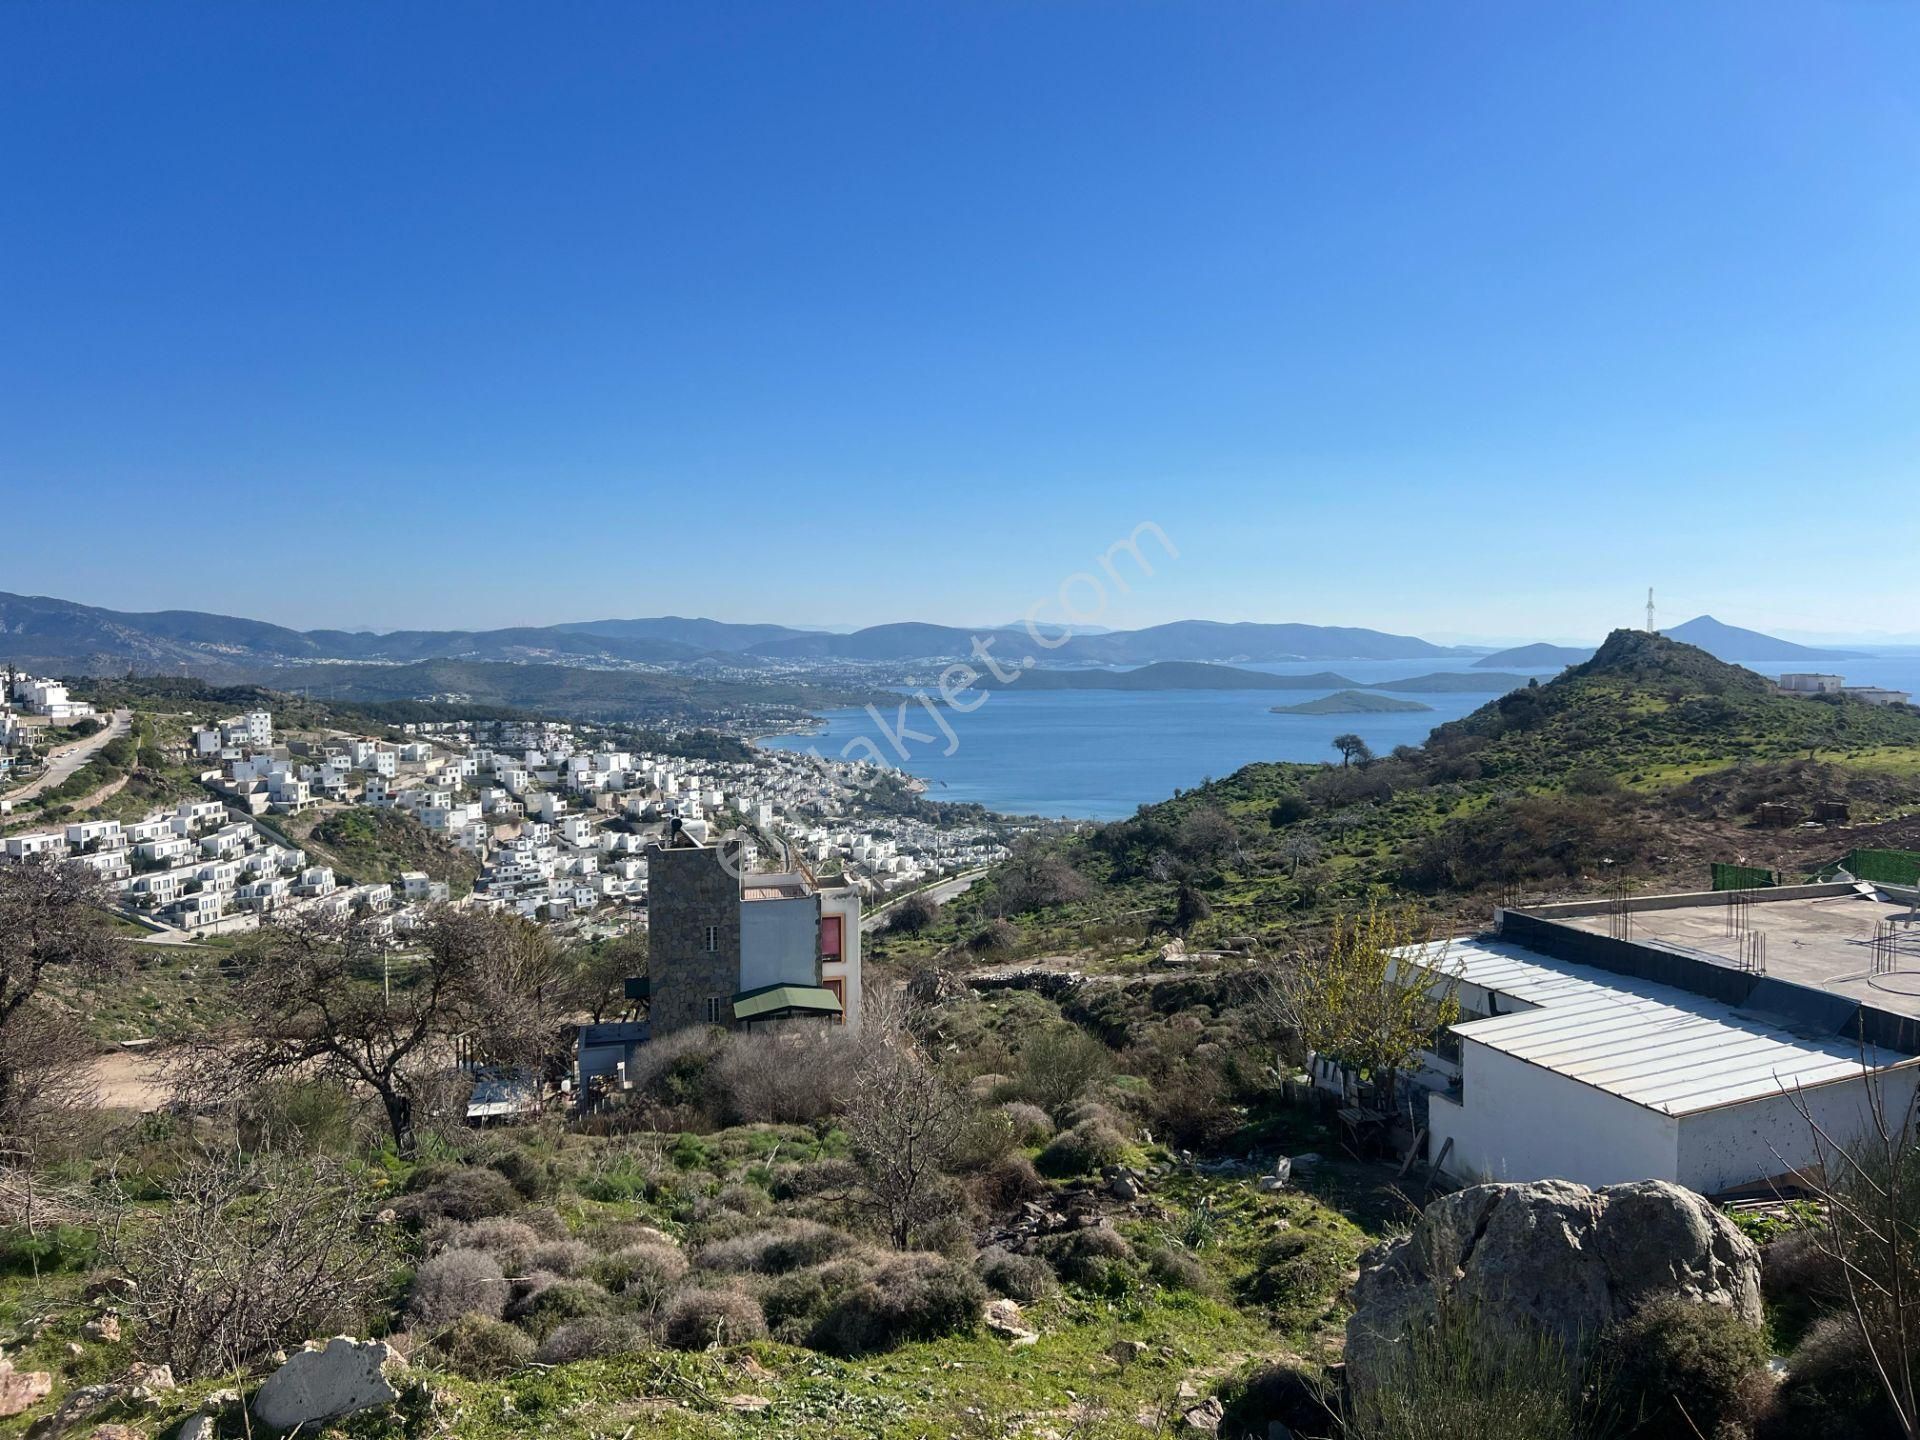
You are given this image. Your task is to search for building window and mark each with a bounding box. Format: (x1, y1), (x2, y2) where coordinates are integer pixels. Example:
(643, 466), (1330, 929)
(820, 914), (842, 958)
(706, 995), (726, 1024)
(703, 924), (718, 952)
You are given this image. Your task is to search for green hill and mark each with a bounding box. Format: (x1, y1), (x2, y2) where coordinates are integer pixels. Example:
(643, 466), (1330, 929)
(915, 630), (1920, 959)
(1270, 690), (1432, 714)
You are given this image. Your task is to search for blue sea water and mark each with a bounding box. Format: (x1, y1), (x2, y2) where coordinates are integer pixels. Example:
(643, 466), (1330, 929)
(759, 654), (1920, 822)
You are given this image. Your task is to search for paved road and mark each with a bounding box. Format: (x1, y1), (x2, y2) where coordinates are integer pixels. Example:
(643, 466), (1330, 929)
(863, 867), (990, 932)
(4, 708), (132, 802)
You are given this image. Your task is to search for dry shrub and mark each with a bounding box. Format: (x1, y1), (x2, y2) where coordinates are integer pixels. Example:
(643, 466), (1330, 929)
(714, 1182), (772, 1218)
(771, 1157), (862, 1201)
(1011, 1028), (1113, 1117)
(977, 1247), (1058, 1303)
(810, 1252), (986, 1356)
(535, 1315), (649, 1364)
(526, 1239), (595, 1277)
(1142, 1244), (1214, 1294)
(408, 1247), (509, 1326)
(663, 1285), (768, 1349)
(1592, 1297), (1770, 1440)
(396, 1166), (522, 1226)
(1762, 1229), (1845, 1305)
(710, 1030), (854, 1124)
(969, 1154), (1047, 1216)
(1042, 1224), (1136, 1292)
(119, 1151), (394, 1380)
(431, 1217), (541, 1273)
(695, 1220), (855, 1276)
(418, 1313), (535, 1378)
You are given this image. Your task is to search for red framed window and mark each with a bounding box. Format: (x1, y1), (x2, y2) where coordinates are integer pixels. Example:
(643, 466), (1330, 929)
(820, 914), (842, 958)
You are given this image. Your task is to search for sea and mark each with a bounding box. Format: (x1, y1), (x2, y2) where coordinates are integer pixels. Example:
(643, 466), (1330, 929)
(758, 653), (1920, 822)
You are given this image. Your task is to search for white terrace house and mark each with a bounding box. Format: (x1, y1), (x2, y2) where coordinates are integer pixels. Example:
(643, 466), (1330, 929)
(1386, 885), (1920, 1196)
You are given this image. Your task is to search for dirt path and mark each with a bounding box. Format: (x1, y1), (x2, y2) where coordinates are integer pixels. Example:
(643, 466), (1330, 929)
(90, 1048), (172, 1111)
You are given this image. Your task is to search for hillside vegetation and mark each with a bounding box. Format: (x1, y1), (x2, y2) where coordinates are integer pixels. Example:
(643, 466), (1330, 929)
(893, 631), (1920, 960)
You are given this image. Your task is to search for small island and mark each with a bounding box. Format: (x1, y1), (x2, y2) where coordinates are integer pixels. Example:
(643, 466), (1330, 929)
(1270, 689), (1434, 715)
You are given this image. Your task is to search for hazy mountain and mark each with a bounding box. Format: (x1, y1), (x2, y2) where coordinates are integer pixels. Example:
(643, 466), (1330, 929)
(547, 616), (811, 651)
(1662, 614), (1868, 663)
(749, 617), (1463, 663)
(1471, 641), (1593, 669)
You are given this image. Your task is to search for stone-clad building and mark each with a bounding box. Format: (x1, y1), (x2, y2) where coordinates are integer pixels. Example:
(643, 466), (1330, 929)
(645, 829), (862, 1038)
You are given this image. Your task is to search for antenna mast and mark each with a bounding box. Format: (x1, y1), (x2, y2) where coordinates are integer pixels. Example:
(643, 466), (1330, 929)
(1645, 587), (1656, 634)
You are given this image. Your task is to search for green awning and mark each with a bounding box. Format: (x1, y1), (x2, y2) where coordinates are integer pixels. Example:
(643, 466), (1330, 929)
(731, 983), (843, 1022)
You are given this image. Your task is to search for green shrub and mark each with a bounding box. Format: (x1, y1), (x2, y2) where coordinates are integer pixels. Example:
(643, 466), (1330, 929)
(999, 1102), (1055, 1145)
(0, 1224), (100, 1277)
(811, 1253), (986, 1356)
(487, 1146), (554, 1200)
(1012, 1028), (1113, 1116)
(507, 1278), (616, 1339)
(1041, 1224), (1137, 1294)
(1142, 1244), (1213, 1294)
(662, 1285), (767, 1349)
(418, 1314), (535, 1379)
(1592, 1297), (1769, 1440)
(1036, 1119), (1129, 1178)
(594, 1242), (688, 1311)
(976, 1247), (1058, 1303)
(759, 1256), (878, 1343)
(1762, 1311), (1897, 1440)
(969, 1154), (1047, 1216)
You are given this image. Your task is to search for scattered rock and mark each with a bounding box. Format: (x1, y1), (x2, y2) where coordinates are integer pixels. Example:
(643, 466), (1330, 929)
(1107, 1172), (1142, 1202)
(82, 1317), (120, 1344)
(1346, 1179), (1762, 1395)
(87, 1427), (142, 1440)
(722, 1395), (771, 1412)
(1180, 1396), (1224, 1432)
(982, 1299), (1038, 1346)
(374, 1209), (398, 1226)
(175, 1415), (215, 1440)
(0, 1357), (54, 1418)
(1108, 1340), (1149, 1370)
(80, 1279), (137, 1303)
(251, 1338), (405, 1431)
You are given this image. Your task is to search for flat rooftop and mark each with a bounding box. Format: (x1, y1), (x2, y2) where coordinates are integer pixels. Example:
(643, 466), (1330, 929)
(1550, 890), (1920, 1020)
(1408, 936), (1915, 1115)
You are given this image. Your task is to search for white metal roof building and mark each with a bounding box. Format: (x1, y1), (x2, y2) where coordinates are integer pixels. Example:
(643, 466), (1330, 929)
(1393, 896), (1920, 1194)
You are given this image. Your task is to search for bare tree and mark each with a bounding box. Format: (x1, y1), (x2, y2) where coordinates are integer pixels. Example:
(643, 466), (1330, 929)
(842, 1021), (969, 1248)
(116, 1149), (394, 1379)
(1790, 1063), (1920, 1437)
(0, 857), (122, 1159)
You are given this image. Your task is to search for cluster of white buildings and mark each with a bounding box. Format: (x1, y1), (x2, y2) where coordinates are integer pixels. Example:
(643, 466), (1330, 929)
(0, 796), (380, 935)
(1778, 672), (1912, 707)
(2, 689), (1017, 938)
(1, 671), (100, 780)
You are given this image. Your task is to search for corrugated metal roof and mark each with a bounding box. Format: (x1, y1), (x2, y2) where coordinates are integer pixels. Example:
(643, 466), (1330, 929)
(1397, 938), (1914, 1116)
(732, 984), (842, 1022)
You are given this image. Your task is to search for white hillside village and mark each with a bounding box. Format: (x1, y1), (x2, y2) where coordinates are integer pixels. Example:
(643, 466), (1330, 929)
(0, 682), (1012, 938)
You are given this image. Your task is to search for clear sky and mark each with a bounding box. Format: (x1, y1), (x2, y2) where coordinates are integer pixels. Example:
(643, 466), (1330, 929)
(4, 2), (1918, 643)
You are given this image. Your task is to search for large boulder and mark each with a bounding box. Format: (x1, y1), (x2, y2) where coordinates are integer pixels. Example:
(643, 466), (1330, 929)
(251, 1338), (404, 1431)
(0, 1354), (54, 1418)
(1345, 1179), (1760, 1393)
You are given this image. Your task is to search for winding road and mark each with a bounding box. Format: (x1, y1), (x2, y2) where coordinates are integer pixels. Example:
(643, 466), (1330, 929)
(3, 708), (132, 802)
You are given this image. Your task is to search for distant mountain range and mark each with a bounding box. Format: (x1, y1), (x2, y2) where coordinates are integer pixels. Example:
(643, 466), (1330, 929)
(0, 591), (1874, 682)
(0, 593), (1479, 674)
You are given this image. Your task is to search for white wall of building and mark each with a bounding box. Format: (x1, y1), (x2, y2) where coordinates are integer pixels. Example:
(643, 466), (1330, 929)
(1676, 1062), (1920, 1195)
(1430, 1040), (1680, 1187)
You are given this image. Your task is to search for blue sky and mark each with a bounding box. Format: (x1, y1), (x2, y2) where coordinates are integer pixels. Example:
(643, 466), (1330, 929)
(4, 2), (1918, 643)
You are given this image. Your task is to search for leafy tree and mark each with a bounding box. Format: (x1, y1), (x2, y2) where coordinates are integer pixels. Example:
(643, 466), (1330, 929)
(1333, 733), (1374, 768)
(568, 931), (647, 1023)
(885, 890), (941, 936)
(1253, 905), (1459, 1110)
(205, 908), (569, 1155)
